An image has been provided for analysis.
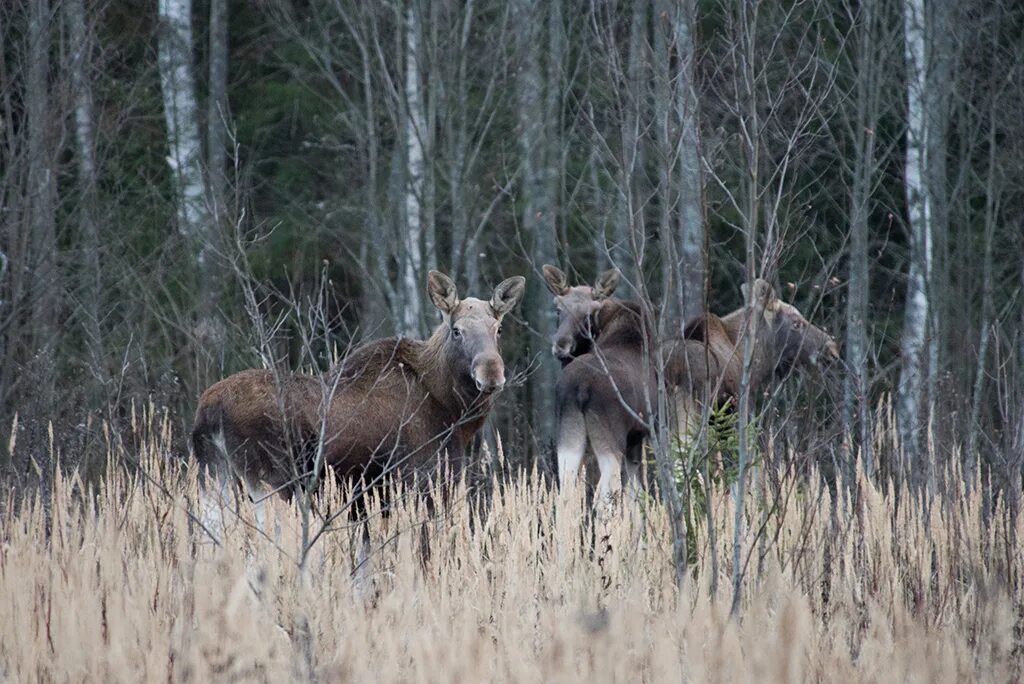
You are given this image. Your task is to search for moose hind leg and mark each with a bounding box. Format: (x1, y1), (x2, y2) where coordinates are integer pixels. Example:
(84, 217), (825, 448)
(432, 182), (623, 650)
(587, 416), (625, 512)
(623, 439), (644, 504)
(556, 404), (587, 494)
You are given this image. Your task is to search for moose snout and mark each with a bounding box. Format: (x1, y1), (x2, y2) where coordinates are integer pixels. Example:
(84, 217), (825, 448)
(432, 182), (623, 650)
(472, 355), (506, 393)
(552, 338), (574, 361)
(811, 338), (841, 366)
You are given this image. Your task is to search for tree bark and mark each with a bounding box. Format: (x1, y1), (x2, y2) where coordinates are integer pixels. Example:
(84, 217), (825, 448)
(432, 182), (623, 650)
(923, 0), (951, 426)
(897, 0), (935, 494)
(400, 0), (426, 337)
(672, 0), (705, 325)
(66, 0), (106, 386)
(731, 0), (760, 618)
(842, 0), (883, 478)
(513, 0), (559, 445)
(158, 0), (221, 357)
(614, 0), (645, 287)
(25, 0), (59, 392)
(207, 0), (228, 223)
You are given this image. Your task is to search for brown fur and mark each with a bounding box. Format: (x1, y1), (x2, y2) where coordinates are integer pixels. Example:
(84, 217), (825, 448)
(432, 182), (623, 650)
(192, 369), (322, 497)
(191, 272), (525, 503)
(546, 269), (838, 502)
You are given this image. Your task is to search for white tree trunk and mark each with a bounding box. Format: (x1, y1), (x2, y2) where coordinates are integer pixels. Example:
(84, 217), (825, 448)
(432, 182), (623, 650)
(401, 1), (425, 337)
(158, 0), (220, 348)
(897, 0), (934, 492)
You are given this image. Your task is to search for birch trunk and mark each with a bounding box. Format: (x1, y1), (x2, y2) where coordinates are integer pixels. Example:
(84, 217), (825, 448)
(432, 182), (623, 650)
(158, 0), (221, 352)
(897, 0), (934, 493)
(401, 1), (425, 337)
(924, 0), (951, 425)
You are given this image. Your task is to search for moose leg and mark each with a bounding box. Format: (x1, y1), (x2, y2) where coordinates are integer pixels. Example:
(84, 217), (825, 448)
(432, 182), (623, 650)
(623, 440), (644, 504)
(352, 522), (374, 603)
(556, 403), (588, 494)
(587, 416), (625, 512)
(197, 466), (231, 544)
(241, 474), (275, 540)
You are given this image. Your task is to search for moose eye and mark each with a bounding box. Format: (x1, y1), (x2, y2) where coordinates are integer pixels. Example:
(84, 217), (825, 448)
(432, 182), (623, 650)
(452, 326), (463, 339)
(496, 325), (502, 338)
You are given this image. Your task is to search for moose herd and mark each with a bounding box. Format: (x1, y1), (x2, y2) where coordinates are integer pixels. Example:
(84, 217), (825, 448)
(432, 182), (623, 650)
(191, 266), (838, 530)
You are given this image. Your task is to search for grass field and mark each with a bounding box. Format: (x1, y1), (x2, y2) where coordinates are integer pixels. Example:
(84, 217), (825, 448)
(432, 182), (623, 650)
(0, 409), (1020, 682)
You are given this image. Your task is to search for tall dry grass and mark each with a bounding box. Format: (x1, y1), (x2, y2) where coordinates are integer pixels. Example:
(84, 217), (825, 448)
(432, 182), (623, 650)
(0, 406), (1020, 682)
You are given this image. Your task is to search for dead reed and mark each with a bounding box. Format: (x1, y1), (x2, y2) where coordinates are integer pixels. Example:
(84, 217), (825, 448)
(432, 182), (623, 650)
(0, 405), (1019, 682)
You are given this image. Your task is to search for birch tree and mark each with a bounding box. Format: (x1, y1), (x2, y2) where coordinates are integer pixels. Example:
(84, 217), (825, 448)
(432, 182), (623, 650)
(897, 0), (935, 491)
(400, 0), (427, 337)
(157, 0), (221, 357)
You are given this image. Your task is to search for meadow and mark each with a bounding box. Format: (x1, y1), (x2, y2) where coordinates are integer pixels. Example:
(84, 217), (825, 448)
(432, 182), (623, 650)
(0, 405), (1020, 682)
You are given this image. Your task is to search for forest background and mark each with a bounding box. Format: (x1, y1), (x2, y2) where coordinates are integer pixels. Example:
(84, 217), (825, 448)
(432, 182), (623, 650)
(0, 0), (1021, 507)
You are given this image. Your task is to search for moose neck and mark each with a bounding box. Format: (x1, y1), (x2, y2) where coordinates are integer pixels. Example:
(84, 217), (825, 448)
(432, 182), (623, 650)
(593, 299), (651, 352)
(720, 307), (778, 393)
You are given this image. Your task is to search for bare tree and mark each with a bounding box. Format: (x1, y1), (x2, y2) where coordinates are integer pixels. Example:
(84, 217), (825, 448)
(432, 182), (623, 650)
(514, 0), (560, 441)
(207, 0), (228, 225)
(834, 0), (897, 478)
(65, 0), (107, 391)
(669, 0), (704, 325)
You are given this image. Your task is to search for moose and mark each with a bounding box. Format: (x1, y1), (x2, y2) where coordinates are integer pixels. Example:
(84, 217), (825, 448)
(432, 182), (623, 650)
(543, 264), (838, 505)
(192, 271), (526, 532)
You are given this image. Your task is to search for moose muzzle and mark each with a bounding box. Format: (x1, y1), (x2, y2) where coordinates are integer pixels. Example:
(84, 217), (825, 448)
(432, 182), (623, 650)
(472, 354), (506, 393)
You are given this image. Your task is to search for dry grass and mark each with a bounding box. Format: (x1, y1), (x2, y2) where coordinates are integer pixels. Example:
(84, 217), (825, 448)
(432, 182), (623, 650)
(0, 409), (1021, 682)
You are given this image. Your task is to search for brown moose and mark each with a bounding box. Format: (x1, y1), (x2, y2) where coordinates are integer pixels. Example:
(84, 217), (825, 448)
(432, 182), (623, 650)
(543, 265), (838, 504)
(192, 271), (525, 531)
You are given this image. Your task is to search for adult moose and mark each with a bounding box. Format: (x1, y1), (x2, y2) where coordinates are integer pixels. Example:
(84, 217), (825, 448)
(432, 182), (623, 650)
(192, 271), (526, 530)
(543, 265), (838, 504)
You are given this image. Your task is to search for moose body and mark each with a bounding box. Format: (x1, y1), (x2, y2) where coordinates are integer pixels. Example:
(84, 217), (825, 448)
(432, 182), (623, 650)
(543, 266), (838, 503)
(191, 271), (525, 529)
(555, 298), (656, 501)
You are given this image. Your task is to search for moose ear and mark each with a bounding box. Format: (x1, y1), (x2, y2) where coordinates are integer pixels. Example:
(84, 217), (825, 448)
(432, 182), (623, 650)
(542, 264), (570, 296)
(491, 276), (526, 319)
(594, 269), (620, 299)
(427, 271), (460, 317)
